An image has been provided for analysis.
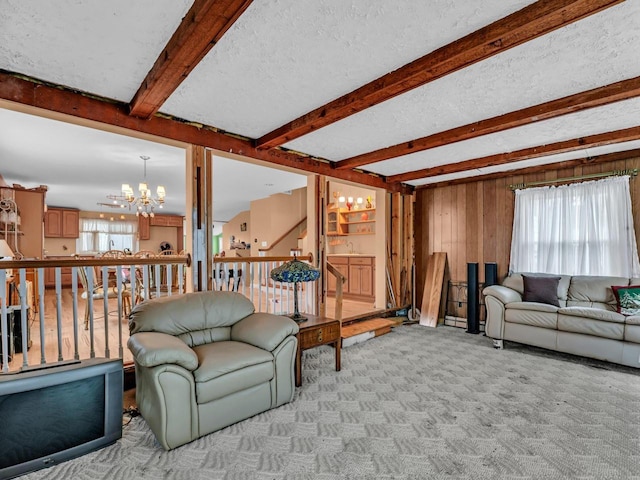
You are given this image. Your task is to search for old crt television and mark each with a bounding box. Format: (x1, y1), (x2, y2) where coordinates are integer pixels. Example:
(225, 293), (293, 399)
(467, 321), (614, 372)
(0, 358), (123, 479)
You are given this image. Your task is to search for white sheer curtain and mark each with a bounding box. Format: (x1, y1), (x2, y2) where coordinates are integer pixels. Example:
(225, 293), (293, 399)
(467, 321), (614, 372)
(510, 176), (640, 277)
(78, 218), (137, 253)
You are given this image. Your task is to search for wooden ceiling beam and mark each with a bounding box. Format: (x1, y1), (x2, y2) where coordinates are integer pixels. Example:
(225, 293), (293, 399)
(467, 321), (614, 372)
(388, 126), (640, 183)
(417, 148), (640, 189)
(0, 72), (408, 193)
(256, 0), (623, 150)
(337, 75), (640, 170)
(129, 0), (253, 119)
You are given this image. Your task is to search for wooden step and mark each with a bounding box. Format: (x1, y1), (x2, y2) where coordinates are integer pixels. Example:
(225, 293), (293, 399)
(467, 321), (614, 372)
(341, 318), (397, 347)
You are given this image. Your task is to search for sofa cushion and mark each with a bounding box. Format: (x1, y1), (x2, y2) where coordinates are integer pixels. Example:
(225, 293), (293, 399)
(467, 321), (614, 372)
(522, 275), (560, 307)
(193, 341), (274, 403)
(566, 276), (627, 310)
(612, 285), (640, 316)
(626, 323), (640, 343)
(505, 304), (557, 329)
(625, 315), (640, 326)
(558, 306), (625, 323)
(557, 314), (624, 340)
(624, 325), (640, 344)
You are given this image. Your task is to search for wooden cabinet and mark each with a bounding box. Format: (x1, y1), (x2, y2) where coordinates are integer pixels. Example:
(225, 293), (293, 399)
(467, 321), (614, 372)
(327, 207), (343, 236)
(138, 215), (150, 240)
(327, 255), (374, 300)
(44, 207), (79, 238)
(296, 315), (341, 386)
(348, 256), (374, 297)
(150, 215), (183, 227)
(62, 210), (79, 238)
(44, 209), (62, 237)
(327, 256), (349, 292)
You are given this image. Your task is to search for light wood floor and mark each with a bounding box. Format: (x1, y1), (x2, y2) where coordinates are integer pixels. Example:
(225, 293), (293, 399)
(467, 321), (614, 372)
(3, 288), (377, 373)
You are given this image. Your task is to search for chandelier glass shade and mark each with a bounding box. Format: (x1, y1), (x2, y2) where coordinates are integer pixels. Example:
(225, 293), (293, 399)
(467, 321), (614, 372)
(121, 156), (166, 217)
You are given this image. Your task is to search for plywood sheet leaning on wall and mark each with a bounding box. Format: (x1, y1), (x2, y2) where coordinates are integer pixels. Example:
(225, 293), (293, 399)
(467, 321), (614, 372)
(419, 252), (447, 328)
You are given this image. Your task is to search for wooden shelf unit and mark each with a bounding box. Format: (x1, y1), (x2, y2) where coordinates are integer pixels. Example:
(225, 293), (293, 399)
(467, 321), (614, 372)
(327, 207), (376, 236)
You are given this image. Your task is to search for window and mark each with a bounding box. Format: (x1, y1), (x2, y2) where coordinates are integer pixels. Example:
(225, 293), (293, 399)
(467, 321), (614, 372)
(77, 218), (137, 254)
(510, 176), (640, 277)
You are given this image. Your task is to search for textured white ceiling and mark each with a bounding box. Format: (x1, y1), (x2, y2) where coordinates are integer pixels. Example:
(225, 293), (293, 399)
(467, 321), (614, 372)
(368, 97), (640, 177)
(0, 0), (193, 101)
(160, 0), (533, 138)
(0, 0), (639, 204)
(284, 0), (640, 161)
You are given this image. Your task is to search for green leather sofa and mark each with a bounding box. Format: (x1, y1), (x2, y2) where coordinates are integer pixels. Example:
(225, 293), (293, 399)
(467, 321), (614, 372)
(127, 291), (299, 450)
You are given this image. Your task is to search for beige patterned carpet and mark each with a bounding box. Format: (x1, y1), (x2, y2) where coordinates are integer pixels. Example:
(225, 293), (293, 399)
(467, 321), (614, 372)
(22, 325), (640, 479)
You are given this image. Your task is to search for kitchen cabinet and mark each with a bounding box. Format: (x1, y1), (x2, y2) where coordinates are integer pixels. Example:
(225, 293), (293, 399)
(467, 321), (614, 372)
(326, 256), (349, 292)
(44, 207), (79, 238)
(150, 215), (183, 227)
(348, 256), (374, 297)
(327, 255), (374, 301)
(44, 209), (62, 237)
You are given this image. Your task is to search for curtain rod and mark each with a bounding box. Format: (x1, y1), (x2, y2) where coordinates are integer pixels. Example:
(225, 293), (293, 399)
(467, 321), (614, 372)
(509, 168), (638, 191)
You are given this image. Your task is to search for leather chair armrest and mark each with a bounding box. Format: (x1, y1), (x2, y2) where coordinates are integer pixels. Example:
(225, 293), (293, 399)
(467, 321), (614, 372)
(231, 312), (299, 352)
(127, 332), (198, 371)
(483, 285), (522, 305)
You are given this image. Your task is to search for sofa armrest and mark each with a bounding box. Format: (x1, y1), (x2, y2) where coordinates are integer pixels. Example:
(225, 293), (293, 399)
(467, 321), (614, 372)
(127, 332), (198, 371)
(483, 285), (522, 305)
(231, 312), (299, 352)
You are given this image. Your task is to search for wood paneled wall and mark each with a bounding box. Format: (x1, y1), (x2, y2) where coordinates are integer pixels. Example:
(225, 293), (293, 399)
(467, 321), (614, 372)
(415, 155), (640, 297)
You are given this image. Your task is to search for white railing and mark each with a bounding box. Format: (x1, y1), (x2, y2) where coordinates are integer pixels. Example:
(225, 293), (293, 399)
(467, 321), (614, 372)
(212, 254), (317, 317)
(0, 253), (319, 373)
(0, 254), (189, 373)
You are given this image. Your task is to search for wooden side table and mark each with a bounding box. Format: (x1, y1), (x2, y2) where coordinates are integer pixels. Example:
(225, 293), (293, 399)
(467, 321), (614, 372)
(295, 315), (341, 387)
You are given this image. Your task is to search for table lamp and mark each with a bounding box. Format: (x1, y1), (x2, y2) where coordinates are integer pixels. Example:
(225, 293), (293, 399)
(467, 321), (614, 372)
(270, 256), (320, 322)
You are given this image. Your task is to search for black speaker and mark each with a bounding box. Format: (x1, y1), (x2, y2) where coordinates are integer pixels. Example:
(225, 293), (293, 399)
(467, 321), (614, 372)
(484, 263), (498, 287)
(12, 307), (31, 354)
(0, 309), (15, 364)
(467, 263), (480, 334)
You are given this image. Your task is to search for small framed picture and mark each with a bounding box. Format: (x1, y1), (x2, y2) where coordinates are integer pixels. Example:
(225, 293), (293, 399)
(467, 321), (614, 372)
(240, 222), (247, 232)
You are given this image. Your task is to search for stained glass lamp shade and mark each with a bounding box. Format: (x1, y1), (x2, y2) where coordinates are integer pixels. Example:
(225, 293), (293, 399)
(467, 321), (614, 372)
(270, 257), (320, 322)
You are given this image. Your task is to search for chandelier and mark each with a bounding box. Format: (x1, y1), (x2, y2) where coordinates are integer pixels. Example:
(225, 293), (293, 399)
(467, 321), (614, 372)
(121, 155), (166, 217)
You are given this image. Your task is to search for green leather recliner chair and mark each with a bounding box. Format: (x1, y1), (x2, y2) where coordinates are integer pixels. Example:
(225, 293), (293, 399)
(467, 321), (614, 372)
(127, 290), (299, 450)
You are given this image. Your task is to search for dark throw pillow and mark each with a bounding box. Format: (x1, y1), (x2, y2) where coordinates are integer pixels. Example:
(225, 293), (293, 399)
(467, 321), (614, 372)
(612, 285), (640, 316)
(522, 275), (561, 307)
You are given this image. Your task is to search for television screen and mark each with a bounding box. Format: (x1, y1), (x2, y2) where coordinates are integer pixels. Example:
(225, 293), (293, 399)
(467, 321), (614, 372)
(0, 375), (105, 469)
(0, 358), (122, 479)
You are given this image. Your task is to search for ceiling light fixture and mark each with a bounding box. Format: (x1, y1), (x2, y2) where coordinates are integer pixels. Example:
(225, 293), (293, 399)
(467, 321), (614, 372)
(121, 155), (166, 217)
(96, 194), (128, 209)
